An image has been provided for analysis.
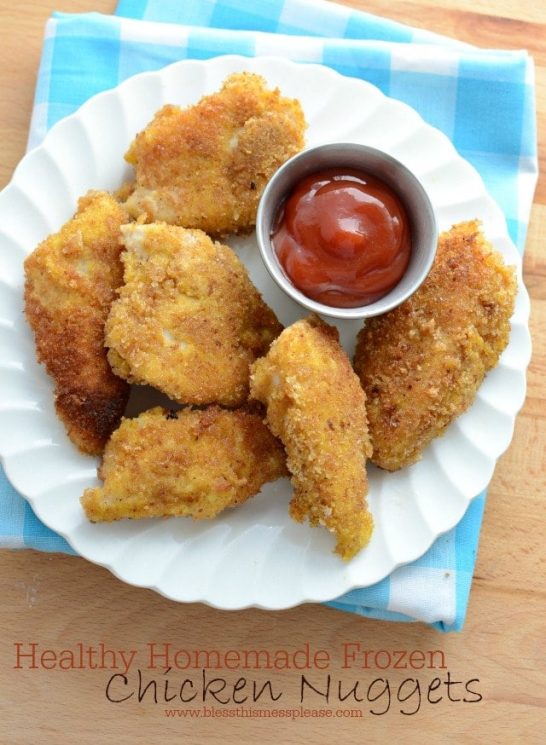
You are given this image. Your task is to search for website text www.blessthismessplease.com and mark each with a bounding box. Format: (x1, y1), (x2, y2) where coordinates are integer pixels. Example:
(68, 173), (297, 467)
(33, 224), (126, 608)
(164, 706), (364, 720)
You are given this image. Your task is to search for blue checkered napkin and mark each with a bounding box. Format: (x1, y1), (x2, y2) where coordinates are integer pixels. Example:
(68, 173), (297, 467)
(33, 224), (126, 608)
(1, 0), (537, 631)
(116, 0), (468, 47)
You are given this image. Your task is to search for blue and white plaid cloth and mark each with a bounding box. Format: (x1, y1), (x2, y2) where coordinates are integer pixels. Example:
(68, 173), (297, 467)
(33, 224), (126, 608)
(1, 0), (537, 631)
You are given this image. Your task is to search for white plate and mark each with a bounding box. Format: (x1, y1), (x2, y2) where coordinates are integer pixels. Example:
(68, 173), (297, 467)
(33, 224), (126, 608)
(0, 56), (531, 609)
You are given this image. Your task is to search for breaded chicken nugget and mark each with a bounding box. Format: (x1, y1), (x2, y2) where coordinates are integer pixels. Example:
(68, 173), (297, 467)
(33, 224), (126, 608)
(354, 221), (517, 471)
(24, 191), (130, 455)
(250, 315), (374, 561)
(106, 223), (282, 406)
(123, 72), (306, 236)
(81, 406), (287, 522)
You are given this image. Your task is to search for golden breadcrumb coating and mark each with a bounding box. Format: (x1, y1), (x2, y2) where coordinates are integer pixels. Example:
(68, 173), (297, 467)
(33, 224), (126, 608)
(123, 72), (306, 236)
(105, 222), (282, 406)
(24, 191), (130, 455)
(250, 315), (373, 561)
(81, 406), (288, 522)
(354, 220), (517, 471)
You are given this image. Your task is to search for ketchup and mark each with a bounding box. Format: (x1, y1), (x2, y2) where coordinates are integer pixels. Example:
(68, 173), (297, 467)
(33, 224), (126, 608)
(272, 168), (411, 308)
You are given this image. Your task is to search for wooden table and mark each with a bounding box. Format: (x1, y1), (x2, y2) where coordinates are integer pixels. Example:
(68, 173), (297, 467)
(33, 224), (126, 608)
(0, 1), (544, 742)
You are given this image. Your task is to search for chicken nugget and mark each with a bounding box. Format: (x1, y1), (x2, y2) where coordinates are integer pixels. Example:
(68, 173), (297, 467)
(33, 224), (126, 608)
(250, 315), (374, 561)
(81, 406), (287, 522)
(354, 220), (517, 471)
(123, 72), (306, 236)
(24, 191), (130, 455)
(105, 222), (282, 406)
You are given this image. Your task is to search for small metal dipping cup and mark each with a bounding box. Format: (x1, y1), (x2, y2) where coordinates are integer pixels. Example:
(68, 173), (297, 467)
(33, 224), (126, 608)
(256, 143), (438, 320)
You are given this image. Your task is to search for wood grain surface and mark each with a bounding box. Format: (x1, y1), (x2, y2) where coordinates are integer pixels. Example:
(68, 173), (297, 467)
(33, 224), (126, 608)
(0, 1), (544, 743)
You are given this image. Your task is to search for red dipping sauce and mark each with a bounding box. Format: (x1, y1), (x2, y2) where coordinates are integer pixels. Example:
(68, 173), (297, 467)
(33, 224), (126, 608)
(272, 168), (411, 308)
